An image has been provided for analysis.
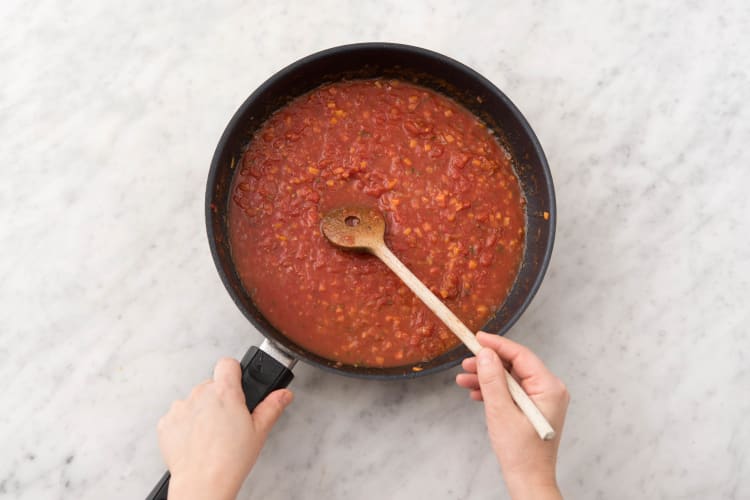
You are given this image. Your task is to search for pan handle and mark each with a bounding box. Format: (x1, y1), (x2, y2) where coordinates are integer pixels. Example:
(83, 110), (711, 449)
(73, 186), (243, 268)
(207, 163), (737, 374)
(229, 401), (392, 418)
(145, 341), (296, 500)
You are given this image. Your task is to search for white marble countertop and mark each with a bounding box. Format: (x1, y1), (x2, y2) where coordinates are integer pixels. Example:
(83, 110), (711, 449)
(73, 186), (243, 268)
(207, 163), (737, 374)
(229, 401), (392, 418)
(2, 1), (749, 499)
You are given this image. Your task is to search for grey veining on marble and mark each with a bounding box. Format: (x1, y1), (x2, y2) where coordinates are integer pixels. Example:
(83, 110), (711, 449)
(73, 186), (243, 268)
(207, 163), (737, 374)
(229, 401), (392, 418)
(1, 1), (749, 499)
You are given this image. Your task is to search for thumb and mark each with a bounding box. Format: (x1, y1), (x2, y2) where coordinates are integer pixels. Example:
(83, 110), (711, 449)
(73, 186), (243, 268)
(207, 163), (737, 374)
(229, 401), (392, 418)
(252, 389), (294, 435)
(476, 348), (515, 420)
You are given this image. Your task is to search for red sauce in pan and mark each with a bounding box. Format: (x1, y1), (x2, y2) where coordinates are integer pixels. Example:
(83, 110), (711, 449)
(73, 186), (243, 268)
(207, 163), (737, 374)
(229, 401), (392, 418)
(228, 79), (525, 367)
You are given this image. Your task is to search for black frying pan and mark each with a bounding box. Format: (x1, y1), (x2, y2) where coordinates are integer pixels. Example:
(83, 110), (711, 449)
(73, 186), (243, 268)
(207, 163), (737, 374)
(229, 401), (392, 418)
(146, 42), (555, 499)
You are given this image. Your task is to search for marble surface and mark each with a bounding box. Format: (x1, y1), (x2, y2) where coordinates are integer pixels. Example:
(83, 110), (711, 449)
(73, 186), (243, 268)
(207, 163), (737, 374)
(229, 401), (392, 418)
(2, 1), (749, 498)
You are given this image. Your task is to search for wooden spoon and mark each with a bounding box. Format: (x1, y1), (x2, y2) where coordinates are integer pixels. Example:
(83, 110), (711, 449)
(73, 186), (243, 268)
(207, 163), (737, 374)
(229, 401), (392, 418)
(321, 206), (555, 441)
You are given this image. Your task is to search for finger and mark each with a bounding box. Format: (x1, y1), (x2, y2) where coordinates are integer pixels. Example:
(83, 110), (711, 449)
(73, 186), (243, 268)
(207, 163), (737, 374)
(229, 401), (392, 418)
(477, 332), (554, 381)
(159, 399), (185, 431)
(213, 358), (242, 388)
(462, 351), (510, 373)
(476, 347), (517, 420)
(462, 357), (477, 373)
(470, 389), (483, 401)
(212, 358), (246, 404)
(168, 399), (185, 413)
(188, 379), (212, 399)
(252, 389), (294, 436)
(455, 373), (479, 390)
(157, 415), (167, 432)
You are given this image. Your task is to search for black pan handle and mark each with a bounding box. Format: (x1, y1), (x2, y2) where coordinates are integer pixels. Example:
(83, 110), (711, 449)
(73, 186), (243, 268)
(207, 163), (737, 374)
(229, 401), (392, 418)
(145, 343), (296, 500)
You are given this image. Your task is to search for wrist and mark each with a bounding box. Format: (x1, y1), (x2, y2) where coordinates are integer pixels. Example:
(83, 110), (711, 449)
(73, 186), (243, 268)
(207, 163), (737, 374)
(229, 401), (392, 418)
(168, 471), (239, 500)
(506, 482), (561, 500)
(504, 471), (561, 500)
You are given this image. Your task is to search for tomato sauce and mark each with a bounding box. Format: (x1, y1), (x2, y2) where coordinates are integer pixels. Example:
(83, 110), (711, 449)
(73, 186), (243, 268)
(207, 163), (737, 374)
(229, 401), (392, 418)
(228, 79), (525, 367)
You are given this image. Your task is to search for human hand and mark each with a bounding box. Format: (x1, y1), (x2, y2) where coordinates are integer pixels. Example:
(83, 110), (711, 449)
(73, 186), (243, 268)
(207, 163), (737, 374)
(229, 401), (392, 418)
(158, 358), (293, 500)
(456, 332), (569, 500)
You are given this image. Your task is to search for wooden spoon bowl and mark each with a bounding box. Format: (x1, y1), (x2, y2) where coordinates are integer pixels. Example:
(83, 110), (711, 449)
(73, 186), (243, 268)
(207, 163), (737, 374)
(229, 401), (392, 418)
(319, 206), (386, 251)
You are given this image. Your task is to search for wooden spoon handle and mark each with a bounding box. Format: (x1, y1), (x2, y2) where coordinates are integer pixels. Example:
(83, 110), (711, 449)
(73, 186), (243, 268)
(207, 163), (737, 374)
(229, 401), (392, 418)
(372, 244), (556, 441)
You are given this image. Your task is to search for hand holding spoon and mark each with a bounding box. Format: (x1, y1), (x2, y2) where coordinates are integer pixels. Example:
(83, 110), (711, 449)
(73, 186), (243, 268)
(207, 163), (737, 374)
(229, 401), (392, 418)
(321, 206), (555, 440)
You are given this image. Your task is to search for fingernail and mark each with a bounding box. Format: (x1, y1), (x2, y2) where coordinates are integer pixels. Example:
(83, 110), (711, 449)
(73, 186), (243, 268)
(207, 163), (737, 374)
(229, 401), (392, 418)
(279, 390), (293, 406)
(477, 348), (493, 367)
